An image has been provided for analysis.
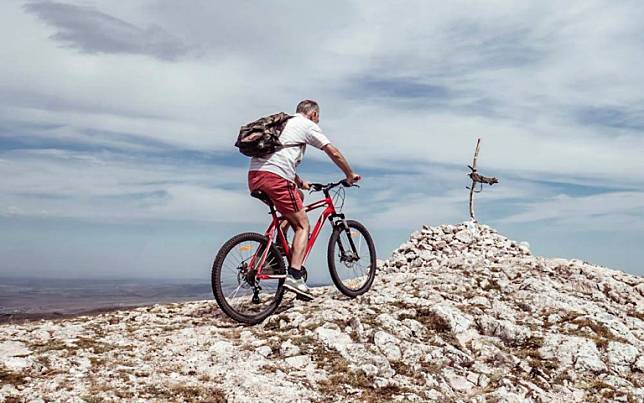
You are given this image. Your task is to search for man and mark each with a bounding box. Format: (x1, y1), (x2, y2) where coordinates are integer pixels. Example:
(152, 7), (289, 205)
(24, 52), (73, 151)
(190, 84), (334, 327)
(248, 100), (361, 301)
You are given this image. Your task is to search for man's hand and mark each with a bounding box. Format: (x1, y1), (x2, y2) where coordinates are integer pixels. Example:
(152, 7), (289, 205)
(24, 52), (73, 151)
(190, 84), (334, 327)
(294, 175), (311, 190)
(346, 173), (361, 185)
(300, 180), (312, 190)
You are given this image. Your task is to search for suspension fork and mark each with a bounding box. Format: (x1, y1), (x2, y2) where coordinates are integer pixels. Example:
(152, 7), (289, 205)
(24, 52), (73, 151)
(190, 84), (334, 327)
(329, 213), (359, 255)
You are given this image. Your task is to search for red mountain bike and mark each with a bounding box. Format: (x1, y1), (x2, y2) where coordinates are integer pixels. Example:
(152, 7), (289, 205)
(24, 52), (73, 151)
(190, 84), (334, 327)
(211, 179), (376, 324)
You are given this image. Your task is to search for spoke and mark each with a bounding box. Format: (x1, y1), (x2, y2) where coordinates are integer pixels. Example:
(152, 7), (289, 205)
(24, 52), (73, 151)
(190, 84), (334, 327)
(257, 256), (276, 271)
(228, 283), (244, 300)
(223, 262), (242, 272)
(223, 266), (240, 276)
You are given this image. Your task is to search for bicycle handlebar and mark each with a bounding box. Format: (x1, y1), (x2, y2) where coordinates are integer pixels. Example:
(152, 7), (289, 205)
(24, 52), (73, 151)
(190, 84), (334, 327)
(309, 179), (360, 193)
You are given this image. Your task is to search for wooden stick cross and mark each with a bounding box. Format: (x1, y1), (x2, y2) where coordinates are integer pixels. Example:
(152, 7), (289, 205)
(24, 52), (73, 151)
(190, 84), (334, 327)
(467, 138), (498, 222)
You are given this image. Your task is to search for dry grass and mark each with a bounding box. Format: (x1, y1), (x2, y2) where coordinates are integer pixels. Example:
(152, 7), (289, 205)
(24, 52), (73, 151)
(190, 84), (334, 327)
(626, 309), (644, 321)
(75, 337), (114, 354)
(390, 361), (425, 385)
(551, 313), (629, 351)
(514, 335), (544, 353)
(412, 307), (450, 333)
(456, 303), (484, 316)
(582, 379), (618, 401)
(481, 279), (503, 292)
(141, 383), (226, 401)
(419, 359), (443, 375)
(0, 364), (27, 386)
(548, 314), (627, 351)
(260, 364), (278, 374)
(308, 343), (415, 402)
(33, 339), (67, 352)
(89, 356), (106, 368)
(170, 384), (227, 402)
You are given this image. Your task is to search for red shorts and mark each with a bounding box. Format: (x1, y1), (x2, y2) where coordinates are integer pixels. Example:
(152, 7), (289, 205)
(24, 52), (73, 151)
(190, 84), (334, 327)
(248, 171), (303, 215)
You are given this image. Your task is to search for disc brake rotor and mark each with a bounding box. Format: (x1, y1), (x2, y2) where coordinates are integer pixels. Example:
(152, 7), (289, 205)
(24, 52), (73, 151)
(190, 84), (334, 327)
(340, 251), (360, 268)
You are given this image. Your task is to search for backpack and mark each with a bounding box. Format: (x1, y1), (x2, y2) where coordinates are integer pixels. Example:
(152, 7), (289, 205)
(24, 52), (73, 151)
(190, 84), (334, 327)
(234, 112), (299, 158)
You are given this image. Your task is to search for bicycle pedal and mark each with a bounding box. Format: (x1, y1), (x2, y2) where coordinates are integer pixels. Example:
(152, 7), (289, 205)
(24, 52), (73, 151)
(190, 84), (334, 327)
(295, 294), (314, 302)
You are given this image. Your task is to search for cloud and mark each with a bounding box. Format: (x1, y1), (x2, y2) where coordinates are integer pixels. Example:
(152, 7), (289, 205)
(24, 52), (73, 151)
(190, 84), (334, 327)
(4, 0), (643, 185)
(575, 106), (644, 131)
(0, 148), (265, 223)
(501, 191), (644, 230)
(24, 1), (189, 60)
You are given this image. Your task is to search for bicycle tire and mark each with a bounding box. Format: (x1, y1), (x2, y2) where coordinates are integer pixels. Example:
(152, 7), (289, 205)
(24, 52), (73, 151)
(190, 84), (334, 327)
(212, 232), (285, 325)
(327, 220), (376, 298)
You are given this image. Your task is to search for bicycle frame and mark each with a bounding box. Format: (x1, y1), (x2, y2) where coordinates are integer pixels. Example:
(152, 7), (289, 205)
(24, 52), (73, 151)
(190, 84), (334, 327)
(250, 193), (339, 281)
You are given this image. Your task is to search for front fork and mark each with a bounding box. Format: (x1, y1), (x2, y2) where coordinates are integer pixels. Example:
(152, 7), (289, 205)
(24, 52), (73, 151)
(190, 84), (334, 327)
(329, 213), (359, 261)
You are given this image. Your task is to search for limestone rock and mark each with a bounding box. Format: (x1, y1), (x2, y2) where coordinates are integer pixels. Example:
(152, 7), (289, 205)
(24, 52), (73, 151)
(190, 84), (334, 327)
(429, 303), (471, 334)
(373, 331), (402, 362)
(607, 341), (638, 371)
(280, 340), (300, 357)
(540, 335), (606, 372)
(284, 355), (311, 369)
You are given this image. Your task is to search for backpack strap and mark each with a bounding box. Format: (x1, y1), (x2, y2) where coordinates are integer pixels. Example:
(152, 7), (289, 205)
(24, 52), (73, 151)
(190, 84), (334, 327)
(279, 143), (303, 148)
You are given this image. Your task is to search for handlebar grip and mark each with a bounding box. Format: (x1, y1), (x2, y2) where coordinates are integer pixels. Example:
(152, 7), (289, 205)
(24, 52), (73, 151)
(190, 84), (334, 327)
(341, 180), (360, 188)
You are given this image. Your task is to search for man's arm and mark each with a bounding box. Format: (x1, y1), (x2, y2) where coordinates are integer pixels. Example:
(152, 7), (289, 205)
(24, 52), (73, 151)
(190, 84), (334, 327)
(322, 144), (361, 184)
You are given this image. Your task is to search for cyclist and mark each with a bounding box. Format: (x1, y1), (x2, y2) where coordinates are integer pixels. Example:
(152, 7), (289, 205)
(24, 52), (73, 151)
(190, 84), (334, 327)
(248, 99), (361, 301)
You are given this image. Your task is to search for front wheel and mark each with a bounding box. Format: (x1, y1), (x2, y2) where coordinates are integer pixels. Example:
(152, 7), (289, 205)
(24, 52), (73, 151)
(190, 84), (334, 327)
(327, 220), (376, 298)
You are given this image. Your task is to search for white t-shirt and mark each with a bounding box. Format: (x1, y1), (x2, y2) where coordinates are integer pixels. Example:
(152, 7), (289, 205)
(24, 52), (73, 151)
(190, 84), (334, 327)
(249, 113), (331, 182)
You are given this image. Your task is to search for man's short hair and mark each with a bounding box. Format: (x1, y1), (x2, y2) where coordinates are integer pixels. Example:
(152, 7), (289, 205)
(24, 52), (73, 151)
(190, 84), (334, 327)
(296, 100), (319, 115)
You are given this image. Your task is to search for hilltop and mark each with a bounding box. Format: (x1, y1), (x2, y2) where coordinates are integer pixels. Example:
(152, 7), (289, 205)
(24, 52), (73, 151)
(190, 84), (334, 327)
(1, 223), (642, 402)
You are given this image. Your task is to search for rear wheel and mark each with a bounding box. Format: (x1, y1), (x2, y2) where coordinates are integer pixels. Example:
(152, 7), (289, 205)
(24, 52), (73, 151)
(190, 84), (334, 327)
(212, 232), (285, 324)
(327, 220), (376, 298)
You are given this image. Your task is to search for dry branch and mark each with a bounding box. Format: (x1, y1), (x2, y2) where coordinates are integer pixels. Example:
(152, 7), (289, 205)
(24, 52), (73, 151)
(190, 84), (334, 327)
(467, 138), (498, 222)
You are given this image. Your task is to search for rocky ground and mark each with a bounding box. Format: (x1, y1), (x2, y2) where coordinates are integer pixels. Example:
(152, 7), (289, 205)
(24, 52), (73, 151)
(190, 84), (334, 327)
(1, 223), (642, 402)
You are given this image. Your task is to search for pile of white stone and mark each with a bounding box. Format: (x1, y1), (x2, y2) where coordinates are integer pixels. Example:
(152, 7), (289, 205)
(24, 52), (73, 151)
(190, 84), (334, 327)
(384, 222), (531, 273)
(1, 223), (642, 402)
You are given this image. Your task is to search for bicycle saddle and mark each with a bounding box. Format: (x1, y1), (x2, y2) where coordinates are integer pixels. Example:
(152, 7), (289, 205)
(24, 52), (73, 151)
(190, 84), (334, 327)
(250, 190), (273, 206)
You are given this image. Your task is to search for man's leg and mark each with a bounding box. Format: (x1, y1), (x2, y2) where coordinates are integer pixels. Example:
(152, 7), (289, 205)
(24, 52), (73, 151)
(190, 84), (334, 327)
(279, 190), (304, 243)
(281, 208), (313, 300)
(283, 208), (310, 271)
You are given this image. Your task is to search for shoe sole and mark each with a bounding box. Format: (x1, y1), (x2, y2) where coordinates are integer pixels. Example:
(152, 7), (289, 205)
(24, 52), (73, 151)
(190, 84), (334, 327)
(283, 283), (314, 301)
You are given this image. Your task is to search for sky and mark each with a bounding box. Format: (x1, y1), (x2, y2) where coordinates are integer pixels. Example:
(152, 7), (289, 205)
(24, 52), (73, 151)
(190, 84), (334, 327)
(1, 0), (643, 283)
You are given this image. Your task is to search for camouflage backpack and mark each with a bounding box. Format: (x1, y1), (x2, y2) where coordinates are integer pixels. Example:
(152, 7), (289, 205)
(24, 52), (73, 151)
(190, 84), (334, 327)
(234, 112), (299, 158)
